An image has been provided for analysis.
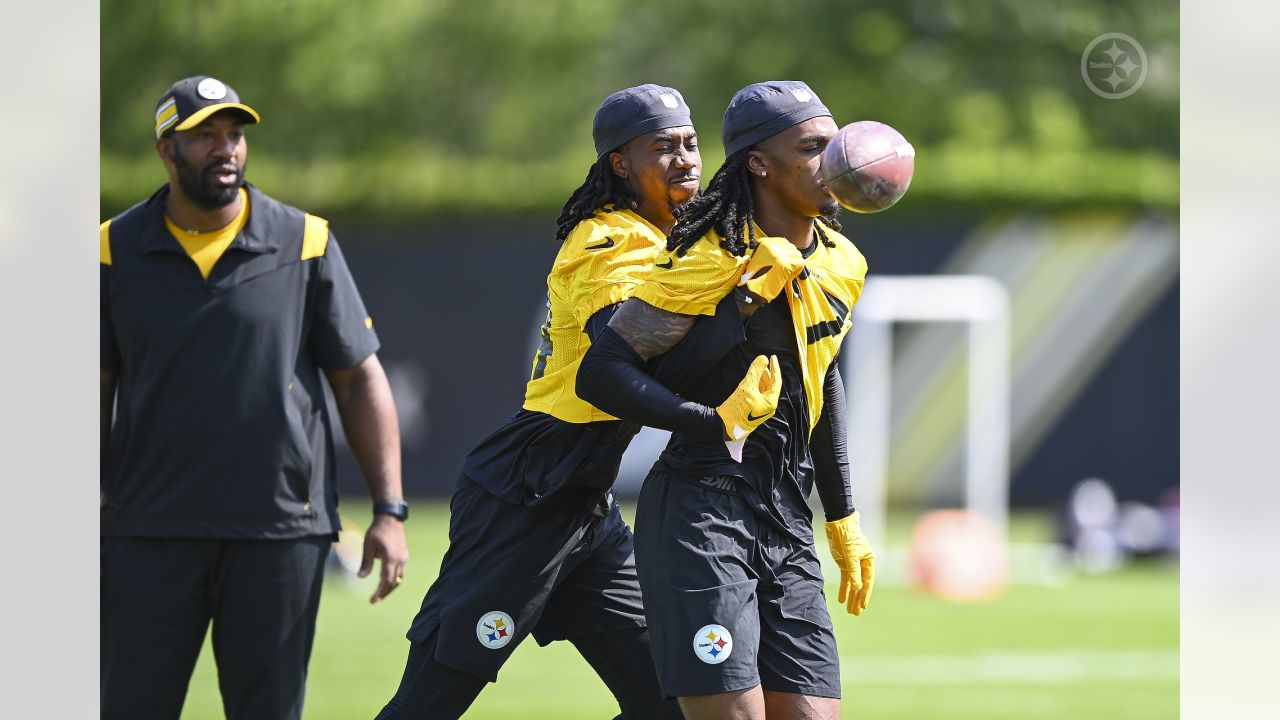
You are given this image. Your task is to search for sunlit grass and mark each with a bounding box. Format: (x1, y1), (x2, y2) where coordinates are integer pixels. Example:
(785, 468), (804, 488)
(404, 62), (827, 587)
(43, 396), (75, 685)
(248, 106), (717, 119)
(178, 502), (1177, 719)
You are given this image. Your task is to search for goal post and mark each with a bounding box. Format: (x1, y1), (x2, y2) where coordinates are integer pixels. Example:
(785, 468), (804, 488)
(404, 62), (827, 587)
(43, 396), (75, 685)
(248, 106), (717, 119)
(844, 275), (1011, 550)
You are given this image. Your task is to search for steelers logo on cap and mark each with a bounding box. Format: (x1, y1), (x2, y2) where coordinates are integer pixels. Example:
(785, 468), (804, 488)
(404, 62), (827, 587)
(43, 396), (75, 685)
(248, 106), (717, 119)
(476, 610), (514, 650)
(692, 623), (733, 664)
(197, 78), (228, 100)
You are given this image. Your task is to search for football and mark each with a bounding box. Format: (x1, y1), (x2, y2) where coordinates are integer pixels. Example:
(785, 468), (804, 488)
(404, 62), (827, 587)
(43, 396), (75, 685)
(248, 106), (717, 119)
(820, 120), (916, 213)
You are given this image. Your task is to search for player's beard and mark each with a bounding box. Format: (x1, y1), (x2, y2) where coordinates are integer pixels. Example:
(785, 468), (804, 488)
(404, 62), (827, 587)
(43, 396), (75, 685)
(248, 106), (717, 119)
(669, 186), (701, 217)
(818, 201), (843, 231)
(172, 150), (246, 210)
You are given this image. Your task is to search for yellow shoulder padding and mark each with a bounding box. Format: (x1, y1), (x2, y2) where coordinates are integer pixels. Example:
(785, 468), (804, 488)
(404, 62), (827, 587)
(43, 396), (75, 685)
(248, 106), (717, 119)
(301, 214), (330, 260)
(99, 220), (112, 265)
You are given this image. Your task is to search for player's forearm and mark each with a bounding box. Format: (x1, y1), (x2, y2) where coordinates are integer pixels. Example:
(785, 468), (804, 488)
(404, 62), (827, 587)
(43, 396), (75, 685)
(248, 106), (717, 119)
(328, 355), (404, 503)
(577, 326), (722, 437)
(812, 420), (854, 522)
(812, 364), (854, 522)
(606, 297), (696, 361)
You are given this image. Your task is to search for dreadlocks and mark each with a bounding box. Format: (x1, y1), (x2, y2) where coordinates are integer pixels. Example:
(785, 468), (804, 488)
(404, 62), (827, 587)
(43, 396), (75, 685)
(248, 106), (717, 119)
(666, 152), (752, 257)
(667, 150), (842, 257)
(554, 153), (641, 243)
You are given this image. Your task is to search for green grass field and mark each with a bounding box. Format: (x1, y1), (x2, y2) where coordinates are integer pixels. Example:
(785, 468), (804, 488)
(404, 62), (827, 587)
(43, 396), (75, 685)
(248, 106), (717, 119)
(178, 501), (1178, 719)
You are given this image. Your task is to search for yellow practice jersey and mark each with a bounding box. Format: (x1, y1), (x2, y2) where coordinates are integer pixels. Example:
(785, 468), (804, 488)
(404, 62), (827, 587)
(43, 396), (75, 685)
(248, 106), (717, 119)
(634, 222), (868, 432)
(522, 208), (669, 423)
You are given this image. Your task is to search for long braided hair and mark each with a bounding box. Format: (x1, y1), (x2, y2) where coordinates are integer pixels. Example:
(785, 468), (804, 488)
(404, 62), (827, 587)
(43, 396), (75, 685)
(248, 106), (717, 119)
(554, 153), (641, 243)
(667, 150), (842, 257)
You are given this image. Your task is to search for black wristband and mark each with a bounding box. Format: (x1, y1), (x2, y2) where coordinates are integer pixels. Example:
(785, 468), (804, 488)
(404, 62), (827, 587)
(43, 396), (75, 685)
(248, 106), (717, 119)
(373, 500), (409, 521)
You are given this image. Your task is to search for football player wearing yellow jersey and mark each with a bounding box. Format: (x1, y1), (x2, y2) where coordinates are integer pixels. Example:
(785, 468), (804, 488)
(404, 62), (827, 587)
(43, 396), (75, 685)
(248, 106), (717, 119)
(379, 85), (763, 720)
(577, 81), (877, 720)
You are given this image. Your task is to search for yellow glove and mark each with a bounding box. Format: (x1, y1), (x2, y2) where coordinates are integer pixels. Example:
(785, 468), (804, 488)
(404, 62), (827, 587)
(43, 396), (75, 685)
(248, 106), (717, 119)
(738, 236), (805, 303)
(825, 510), (876, 616)
(715, 355), (782, 441)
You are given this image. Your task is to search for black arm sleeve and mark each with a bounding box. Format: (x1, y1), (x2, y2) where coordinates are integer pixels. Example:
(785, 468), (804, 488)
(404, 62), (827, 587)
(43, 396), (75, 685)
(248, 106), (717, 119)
(583, 304), (620, 344)
(577, 325), (724, 438)
(811, 361), (855, 522)
(646, 294), (746, 392)
(583, 295), (745, 391)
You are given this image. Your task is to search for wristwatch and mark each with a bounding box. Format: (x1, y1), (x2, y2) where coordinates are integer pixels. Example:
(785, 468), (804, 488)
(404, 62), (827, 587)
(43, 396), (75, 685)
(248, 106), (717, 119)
(373, 500), (410, 521)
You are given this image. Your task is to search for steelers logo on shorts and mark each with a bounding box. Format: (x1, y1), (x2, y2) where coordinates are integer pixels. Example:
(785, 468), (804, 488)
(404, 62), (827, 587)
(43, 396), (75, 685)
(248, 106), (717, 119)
(476, 611), (515, 650)
(692, 623), (733, 664)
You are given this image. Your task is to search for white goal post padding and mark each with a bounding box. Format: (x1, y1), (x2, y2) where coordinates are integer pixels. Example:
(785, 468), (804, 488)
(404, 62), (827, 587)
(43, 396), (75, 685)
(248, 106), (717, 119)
(844, 275), (1011, 549)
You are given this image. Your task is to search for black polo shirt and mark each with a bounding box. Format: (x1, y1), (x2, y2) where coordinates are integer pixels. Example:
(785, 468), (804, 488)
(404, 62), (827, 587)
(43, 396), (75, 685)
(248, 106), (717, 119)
(100, 183), (380, 539)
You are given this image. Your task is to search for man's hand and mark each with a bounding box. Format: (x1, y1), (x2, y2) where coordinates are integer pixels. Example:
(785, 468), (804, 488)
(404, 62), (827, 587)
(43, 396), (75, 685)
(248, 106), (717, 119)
(360, 514), (409, 604)
(825, 510), (876, 616)
(738, 236), (806, 304)
(716, 354), (782, 441)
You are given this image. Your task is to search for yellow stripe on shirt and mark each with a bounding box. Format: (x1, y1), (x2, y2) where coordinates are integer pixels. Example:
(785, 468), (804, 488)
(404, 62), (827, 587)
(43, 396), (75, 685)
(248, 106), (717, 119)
(301, 214), (330, 260)
(100, 220), (112, 265)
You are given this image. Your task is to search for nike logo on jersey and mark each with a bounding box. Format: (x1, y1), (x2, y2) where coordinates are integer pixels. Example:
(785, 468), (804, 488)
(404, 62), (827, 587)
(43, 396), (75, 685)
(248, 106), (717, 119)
(746, 411), (769, 422)
(656, 259), (674, 269)
(585, 237), (616, 250)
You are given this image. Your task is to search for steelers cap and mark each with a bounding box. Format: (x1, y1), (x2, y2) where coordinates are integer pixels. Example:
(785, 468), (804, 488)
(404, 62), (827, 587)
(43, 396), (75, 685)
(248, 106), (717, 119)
(154, 75), (260, 139)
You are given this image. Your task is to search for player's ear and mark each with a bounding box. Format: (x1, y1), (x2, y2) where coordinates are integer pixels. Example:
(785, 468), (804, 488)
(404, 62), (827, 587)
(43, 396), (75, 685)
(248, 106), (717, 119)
(608, 150), (629, 181)
(746, 151), (768, 179)
(155, 136), (175, 163)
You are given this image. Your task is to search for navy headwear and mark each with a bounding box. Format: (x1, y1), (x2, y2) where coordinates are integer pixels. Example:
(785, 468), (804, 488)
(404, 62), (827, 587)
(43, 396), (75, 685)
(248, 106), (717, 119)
(721, 80), (832, 157)
(592, 84), (693, 158)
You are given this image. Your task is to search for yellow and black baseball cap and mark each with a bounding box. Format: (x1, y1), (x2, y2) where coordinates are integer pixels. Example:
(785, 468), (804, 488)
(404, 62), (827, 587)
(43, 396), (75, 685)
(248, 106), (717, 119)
(154, 75), (260, 139)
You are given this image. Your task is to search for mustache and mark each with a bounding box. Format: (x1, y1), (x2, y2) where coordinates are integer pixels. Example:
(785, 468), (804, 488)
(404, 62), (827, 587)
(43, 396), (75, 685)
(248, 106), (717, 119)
(203, 161), (241, 177)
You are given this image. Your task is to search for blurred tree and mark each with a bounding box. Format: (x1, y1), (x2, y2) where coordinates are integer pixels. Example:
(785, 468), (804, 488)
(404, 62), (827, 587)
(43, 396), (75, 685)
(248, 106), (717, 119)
(102, 0), (1177, 219)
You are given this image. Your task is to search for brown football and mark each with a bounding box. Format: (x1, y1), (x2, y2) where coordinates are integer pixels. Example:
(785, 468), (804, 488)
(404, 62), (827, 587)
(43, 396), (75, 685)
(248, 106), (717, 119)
(820, 121), (916, 213)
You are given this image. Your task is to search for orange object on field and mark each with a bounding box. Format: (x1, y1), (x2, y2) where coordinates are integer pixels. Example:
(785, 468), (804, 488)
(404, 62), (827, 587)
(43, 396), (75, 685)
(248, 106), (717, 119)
(909, 509), (1009, 601)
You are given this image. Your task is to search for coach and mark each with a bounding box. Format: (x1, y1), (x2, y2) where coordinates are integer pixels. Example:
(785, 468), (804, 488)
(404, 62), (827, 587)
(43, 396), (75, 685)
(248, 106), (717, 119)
(100, 75), (409, 719)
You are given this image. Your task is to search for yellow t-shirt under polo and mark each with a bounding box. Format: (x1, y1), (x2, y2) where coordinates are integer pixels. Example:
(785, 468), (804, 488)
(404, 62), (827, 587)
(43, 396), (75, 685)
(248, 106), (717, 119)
(164, 187), (250, 280)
